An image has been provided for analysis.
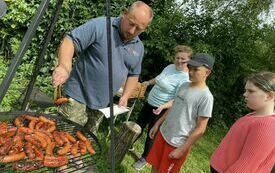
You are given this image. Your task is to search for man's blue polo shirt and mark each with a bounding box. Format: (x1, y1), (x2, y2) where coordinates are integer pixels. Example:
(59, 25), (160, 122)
(64, 16), (144, 109)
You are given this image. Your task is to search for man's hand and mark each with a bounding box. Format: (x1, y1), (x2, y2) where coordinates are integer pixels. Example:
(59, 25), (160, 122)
(118, 96), (128, 108)
(52, 64), (70, 87)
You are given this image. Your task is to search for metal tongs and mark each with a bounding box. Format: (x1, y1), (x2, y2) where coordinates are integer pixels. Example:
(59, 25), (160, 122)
(53, 85), (68, 106)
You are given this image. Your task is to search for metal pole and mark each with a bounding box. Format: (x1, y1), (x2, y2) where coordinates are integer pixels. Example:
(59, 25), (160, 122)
(21, 0), (64, 110)
(0, 0), (51, 104)
(105, 0), (115, 172)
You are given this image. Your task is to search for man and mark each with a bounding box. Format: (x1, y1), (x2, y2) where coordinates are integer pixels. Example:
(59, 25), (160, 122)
(52, 1), (153, 134)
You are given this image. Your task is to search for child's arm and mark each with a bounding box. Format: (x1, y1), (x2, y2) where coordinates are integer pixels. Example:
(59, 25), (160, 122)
(149, 109), (170, 139)
(142, 78), (156, 86)
(169, 116), (209, 159)
(153, 100), (174, 115)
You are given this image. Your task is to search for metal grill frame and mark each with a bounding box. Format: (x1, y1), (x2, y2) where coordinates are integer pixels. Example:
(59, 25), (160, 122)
(0, 111), (101, 173)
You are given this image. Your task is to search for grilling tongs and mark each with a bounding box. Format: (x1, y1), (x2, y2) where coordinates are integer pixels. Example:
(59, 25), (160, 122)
(53, 85), (68, 106)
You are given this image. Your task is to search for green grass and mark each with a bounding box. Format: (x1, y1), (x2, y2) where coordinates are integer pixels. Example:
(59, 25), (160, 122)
(95, 120), (228, 173)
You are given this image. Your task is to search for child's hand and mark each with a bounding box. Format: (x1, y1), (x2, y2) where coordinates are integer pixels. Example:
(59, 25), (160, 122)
(149, 124), (159, 139)
(153, 106), (164, 115)
(168, 147), (185, 160)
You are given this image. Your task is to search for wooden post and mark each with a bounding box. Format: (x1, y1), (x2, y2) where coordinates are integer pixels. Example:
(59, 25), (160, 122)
(107, 121), (141, 165)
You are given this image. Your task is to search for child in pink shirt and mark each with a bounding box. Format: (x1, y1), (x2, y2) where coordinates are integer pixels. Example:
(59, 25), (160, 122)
(210, 71), (275, 173)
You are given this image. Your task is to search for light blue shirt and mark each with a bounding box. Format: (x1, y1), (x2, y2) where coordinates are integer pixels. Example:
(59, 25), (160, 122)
(147, 64), (189, 107)
(64, 17), (144, 109)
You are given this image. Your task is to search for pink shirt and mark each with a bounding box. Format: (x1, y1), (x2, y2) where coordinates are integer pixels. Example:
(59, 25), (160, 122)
(210, 113), (275, 173)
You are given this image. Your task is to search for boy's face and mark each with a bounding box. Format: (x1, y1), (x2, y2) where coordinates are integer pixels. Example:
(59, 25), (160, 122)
(188, 66), (210, 83)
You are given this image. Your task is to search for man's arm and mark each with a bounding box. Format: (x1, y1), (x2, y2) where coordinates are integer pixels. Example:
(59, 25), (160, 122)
(149, 109), (170, 139)
(169, 116), (209, 159)
(52, 37), (75, 87)
(118, 76), (139, 107)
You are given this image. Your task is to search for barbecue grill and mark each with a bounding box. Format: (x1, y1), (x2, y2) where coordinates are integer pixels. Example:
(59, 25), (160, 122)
(0, 111), (101, 173)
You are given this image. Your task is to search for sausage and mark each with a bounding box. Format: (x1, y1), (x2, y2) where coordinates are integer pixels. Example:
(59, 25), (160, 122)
(85, 140), (96, 155)
(18, 127), (33, 135)
(14, 117), (24, 127)
(76, 131), (87, 142)
(45, 142), (56, 156)
(32, 145), (43, 161)
(0, 139), (12, 155)
(13, 160), (43, 171)
(25, 135), (41, 148)
(6, 127), (17, 138)
(79, 141), (87, 155)
(70, 141), (79, 156)
(43, 155), (68, 167)
(54, 97), (68, 106)
(38, 116), (55, 125)
(65, 132), (76, 143)
(46, 124), (56, 133)
(34, 131), (51, 146)
(59, 132), (70, 143)
(25, 142), (35, 160)
(9, 135), (24, 155)
(28, 120), (38, 130)
(32, 133), (47, 148)
(34, 121), (44, 130)
(0, 122), (8, 135)
(0, 152), (26, 163)
(23, 114), (39, 121)
(53, 131), (64, 146)
(57, 142), (71, 155)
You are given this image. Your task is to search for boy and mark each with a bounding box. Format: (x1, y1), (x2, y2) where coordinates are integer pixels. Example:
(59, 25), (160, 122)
(147, 53), (215, 173)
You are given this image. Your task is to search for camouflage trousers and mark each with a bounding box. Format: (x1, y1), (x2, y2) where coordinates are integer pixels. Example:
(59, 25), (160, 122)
(57, 98), (104, 134)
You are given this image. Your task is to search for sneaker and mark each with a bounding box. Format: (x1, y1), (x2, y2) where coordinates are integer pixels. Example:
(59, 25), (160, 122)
(133, 157), (147, 171)
(128, 146), (135, 152)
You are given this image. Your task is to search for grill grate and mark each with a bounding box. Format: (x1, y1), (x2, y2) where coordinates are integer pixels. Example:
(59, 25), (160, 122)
(0, 111), (101, 173)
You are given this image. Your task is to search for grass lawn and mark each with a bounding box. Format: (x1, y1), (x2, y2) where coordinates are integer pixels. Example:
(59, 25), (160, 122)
(95, 119), (228, 173)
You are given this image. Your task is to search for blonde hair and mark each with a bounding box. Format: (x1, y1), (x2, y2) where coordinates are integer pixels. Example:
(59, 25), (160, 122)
(174, 45), (193, 58)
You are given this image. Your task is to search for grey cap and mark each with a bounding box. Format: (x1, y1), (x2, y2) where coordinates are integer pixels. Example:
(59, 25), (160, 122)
(0, 0), (7, 19)
(187, 53), (215, 70)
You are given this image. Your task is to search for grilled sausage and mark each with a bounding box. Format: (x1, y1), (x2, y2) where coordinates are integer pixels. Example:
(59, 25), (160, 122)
(32, 133), (47, 148)
(53, 131), (64, 146)
(76, 131), (87, 142)
(34, 121), (44, 131)
(18, 127), (33, 135)
(13, 160), (43, 171)
(57, 142), (71, 156)
(0, 139), (12, 155)
(43, 155), (68, 167)
(28, 120), (38, 130)
(25, 135), (41, 148)
(85, 140), (96, 155)
(23, 114), (39, 121)
(14, 117), (24, 127)
(79, 141), (87, 155)
(34, 131), (51, 145)
(32, 145), (43, 161)
(38, 116), (55, 125)
(0, 152), (26, 163)
(25, 142), (35, 160)
(54, 97), (68, 106)
(45, 142), (56, 156)
(65, 132), (76, 143)
(70, 141), (79, 156)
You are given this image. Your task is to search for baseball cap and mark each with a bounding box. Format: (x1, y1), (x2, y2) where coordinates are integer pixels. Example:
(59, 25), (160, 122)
(187, 53), (215, 70)
(0, 0), (7, 19)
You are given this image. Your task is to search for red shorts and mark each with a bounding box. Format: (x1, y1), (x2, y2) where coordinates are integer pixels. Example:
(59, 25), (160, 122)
(147, 132), (190, 173)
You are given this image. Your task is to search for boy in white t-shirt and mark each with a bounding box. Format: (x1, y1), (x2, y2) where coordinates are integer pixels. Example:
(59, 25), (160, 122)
(147, 53), (215, 173)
